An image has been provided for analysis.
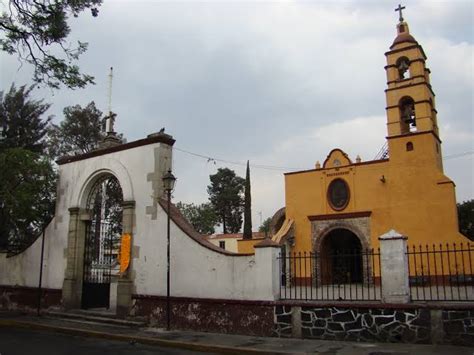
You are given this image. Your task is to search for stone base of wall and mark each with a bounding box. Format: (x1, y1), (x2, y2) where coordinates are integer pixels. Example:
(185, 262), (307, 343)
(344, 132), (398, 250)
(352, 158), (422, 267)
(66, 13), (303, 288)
(443, 309), (474, 346)
(301, 306), (431, 343)
(0, 285), (62, 312)
(273, 302), (474, 346)
(131, 295), (275, 337)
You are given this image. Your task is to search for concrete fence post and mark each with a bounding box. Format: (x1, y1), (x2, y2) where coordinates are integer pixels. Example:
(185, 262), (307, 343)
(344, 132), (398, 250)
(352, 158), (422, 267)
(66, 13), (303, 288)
(378, 229), (410, 303)
(254, 239), (281, 301)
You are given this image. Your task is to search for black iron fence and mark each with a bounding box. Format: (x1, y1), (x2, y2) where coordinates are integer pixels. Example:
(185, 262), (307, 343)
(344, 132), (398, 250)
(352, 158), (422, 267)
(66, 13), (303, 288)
(278, 249), (381, 301)
(406, 243), (473, 301)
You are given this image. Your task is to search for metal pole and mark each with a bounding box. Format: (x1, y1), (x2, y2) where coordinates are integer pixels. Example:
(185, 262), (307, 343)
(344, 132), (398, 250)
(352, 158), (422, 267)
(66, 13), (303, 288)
(166, 189), (171, 330)
(37, 227), (46, 316)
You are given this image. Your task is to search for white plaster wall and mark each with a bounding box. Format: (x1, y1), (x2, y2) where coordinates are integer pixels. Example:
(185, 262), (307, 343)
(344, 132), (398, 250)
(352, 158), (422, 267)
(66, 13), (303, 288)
(1, 139), (271, 301)
(0, 217), (66, 289)
(134, 203), (259, 300)
(0, 141), (170, 291)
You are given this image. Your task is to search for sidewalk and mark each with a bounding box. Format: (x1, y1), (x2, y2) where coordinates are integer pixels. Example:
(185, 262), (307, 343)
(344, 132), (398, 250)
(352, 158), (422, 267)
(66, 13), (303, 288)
(0, 311), (472, 354)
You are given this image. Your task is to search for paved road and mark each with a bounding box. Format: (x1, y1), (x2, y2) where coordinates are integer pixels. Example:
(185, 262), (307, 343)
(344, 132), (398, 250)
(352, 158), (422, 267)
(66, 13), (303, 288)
(0, 327), (210, 355)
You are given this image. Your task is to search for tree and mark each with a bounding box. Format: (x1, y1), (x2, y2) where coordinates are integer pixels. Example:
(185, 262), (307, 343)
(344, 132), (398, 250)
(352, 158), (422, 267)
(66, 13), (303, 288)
(0, 84), (56, 251)
(47, 101), (106, 158)
(0, 148), (56, 251)
(243, 161), (252, 239)
(259, 217), (272, 236)
(0, 84), (52, 154)
(176, 202), (218, 235)
(207, 168), (245, 234)
(458, 200), (474, 241)
(0, 0), (102, 89)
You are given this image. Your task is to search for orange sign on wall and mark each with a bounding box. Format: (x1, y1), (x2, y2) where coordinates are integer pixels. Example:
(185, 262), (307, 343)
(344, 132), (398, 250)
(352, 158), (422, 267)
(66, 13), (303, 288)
(120, 233), (131, 274)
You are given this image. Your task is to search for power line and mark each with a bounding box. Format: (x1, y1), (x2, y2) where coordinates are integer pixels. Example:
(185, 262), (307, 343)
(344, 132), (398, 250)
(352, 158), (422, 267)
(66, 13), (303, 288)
(174, 146), (473, 172)
(174, 147), (303, 171)
(443, 151), (474, 160)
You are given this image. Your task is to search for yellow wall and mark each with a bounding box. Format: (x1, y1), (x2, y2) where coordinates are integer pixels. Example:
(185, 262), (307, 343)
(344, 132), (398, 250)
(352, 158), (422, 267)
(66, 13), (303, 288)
(285, 139), (468, 256)
(207, 237), (239, 253)
(237, 238), (265, 254)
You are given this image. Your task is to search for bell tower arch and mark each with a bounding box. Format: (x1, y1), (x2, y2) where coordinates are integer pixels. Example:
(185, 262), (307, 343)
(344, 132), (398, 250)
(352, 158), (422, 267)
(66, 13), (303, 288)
(384, 9), (443, 171)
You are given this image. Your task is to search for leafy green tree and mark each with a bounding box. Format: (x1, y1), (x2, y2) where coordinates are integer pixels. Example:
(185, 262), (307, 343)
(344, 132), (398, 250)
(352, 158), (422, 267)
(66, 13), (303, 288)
(0, 0), (102, 89)
(259, 217), (272, 236)
(47, 101), (105, 158)
(458, 200), (474, 241)
(0, 84), (56, 251)
(176, 202), (218, 235)
(0, 84), (52, 154)
(207, 168), (245, 234)
(0, 148), (56, 251)
(243, 161), (252, 240)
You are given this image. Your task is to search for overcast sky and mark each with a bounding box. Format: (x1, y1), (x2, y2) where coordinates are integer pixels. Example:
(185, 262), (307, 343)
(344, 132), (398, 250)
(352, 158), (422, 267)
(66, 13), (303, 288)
(1, 0), (473, 231)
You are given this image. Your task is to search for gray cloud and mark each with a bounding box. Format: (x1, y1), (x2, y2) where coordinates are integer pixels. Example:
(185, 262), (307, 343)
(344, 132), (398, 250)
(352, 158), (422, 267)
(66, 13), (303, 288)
(1, 0), (472, 230)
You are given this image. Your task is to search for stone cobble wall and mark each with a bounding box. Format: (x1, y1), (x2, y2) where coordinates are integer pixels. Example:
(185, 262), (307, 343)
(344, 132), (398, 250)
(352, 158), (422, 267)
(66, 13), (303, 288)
(300, 307), (431, 343)
(443, 309), (474, 346)
(273, 305), (292, 337)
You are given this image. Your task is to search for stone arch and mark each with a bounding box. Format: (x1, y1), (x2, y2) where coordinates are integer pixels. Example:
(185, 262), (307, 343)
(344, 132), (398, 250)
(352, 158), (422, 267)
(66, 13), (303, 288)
(71, 158), (133, 209)
(81, 174), (123, 309)
(313, 222), (369, 255)
(319, 228), (363, 284)
(63, 158), (135, 314)
(311, 219), (372, 285)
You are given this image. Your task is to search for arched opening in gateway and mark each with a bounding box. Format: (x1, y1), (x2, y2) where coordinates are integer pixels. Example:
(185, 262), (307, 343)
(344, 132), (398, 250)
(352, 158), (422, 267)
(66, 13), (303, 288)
(82, 174), (123, 309)
(320, 228), (363, 284)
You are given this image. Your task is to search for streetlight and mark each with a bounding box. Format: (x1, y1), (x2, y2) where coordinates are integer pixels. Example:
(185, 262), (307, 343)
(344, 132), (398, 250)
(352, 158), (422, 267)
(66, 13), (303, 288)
(162, 169), (176, 331)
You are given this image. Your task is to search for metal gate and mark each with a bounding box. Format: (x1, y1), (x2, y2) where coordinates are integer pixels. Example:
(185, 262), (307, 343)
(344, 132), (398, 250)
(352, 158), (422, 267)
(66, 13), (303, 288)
(82, 175), (123, 309)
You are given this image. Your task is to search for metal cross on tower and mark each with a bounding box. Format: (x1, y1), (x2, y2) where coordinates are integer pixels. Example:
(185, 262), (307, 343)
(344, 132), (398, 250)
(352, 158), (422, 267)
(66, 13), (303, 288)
(395, 4), (406, 23)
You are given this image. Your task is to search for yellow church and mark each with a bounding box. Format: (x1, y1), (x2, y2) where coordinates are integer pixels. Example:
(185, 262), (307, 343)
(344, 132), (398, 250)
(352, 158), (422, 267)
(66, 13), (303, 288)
(252, 15), (471, 277)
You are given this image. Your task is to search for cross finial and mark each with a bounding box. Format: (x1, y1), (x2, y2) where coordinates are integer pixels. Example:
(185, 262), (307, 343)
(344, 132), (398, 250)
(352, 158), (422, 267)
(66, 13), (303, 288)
(395, 4), (406, 23)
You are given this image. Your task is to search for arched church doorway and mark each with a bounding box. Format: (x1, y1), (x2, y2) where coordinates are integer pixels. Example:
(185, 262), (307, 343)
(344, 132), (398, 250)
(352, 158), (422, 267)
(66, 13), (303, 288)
(320, 228), (363, 284)
(82, 174), (123, 309)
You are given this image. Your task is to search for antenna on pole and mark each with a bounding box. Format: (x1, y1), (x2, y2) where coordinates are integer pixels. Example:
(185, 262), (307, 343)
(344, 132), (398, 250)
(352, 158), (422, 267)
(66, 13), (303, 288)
(105, 67), (115, 134)
(99, 66), (122, 149)
(108, 66), (113, 115)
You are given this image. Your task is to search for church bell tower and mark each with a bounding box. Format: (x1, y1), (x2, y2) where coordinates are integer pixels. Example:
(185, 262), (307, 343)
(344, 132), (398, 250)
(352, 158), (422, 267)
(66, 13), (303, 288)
(384, 6), (443, 171)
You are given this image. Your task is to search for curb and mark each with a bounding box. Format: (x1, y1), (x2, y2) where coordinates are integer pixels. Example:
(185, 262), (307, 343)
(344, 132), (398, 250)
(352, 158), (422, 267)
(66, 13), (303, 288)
(0, 319), (294, 355)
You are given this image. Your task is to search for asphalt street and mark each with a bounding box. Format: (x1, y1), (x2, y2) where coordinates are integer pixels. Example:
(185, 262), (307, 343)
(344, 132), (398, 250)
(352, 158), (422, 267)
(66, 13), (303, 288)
(0, 327), (210, 355)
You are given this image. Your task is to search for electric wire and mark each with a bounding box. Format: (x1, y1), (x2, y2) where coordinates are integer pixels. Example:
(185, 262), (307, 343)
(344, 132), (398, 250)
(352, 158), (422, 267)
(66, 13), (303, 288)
(175, 146), (473, 173)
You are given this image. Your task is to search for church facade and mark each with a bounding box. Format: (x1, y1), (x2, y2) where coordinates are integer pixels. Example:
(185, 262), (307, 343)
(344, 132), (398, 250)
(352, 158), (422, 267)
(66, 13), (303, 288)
(278, 18), (469, 268)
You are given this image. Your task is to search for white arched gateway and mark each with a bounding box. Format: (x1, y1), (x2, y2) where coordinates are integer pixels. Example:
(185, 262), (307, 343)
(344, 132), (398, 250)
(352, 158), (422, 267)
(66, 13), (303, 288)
(60, 134), (173, 314)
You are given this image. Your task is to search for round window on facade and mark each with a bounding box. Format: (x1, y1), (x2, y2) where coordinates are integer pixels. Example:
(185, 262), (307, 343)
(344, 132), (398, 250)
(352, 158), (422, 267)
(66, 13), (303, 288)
(327, 178), (350, 211)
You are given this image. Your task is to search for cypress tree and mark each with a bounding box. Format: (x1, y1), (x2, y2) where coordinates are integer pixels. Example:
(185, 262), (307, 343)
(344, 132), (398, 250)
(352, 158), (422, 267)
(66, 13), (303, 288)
(243, 160), (252, 239)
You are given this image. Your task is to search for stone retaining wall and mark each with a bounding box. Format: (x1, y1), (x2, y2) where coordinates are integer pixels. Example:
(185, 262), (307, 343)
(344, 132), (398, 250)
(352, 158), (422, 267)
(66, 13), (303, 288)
(273, 303), (474, 346)
(443, 309), (474, 346)
(300, 307), (430, 343)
